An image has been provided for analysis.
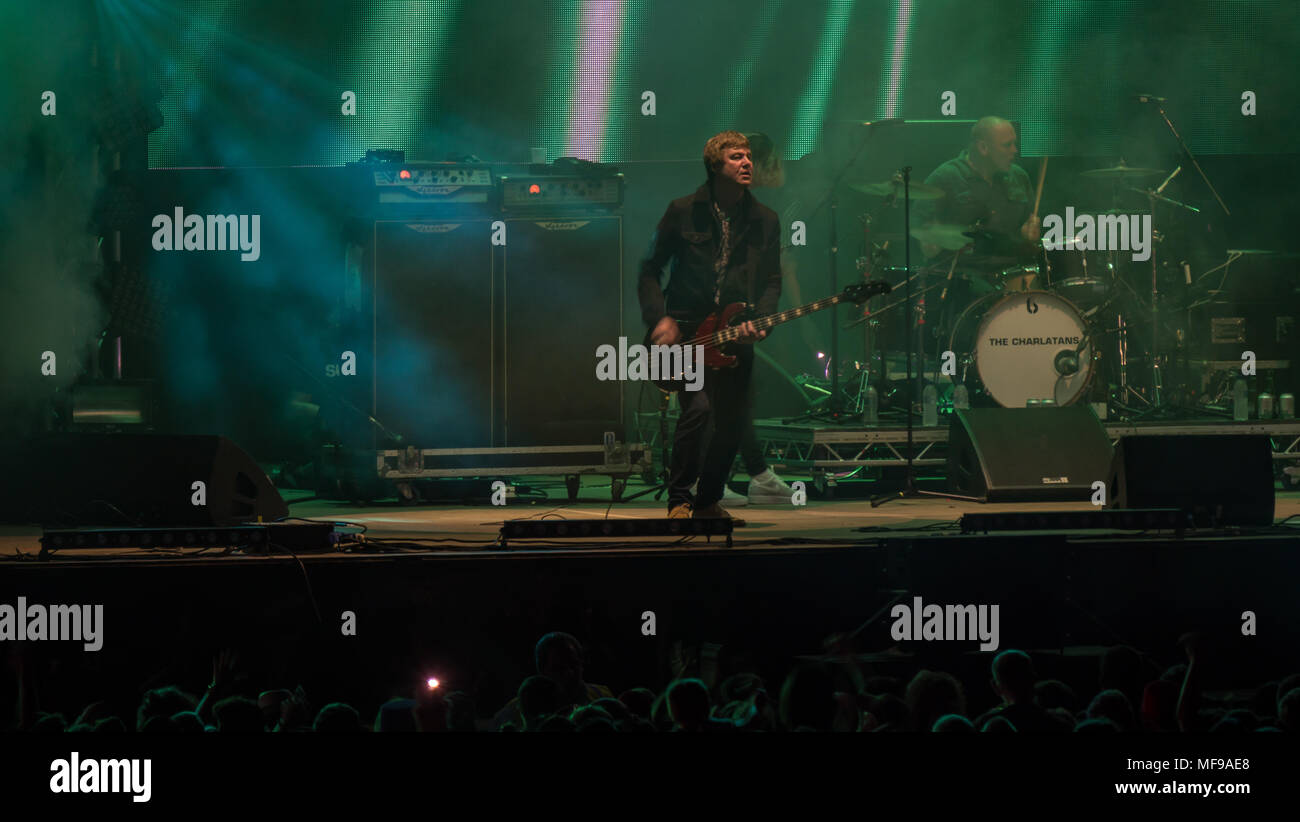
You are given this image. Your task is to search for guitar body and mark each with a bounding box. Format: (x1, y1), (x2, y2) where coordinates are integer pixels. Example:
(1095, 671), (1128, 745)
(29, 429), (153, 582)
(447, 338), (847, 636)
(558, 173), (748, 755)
(643, 303), (751, 393)
(642, 281), (890, 394)
(696, 302), (750, 369)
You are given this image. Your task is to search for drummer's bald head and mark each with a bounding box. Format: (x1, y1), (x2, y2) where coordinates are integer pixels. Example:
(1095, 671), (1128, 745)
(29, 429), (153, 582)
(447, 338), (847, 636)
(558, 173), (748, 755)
(969, 116), (1018, 173)
(971, 117), (1012, 148)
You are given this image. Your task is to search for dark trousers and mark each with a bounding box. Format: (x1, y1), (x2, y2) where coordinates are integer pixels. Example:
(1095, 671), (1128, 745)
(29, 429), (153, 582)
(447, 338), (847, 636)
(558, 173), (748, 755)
(667, 348), (754, 510)
(737, 380), (767, 477)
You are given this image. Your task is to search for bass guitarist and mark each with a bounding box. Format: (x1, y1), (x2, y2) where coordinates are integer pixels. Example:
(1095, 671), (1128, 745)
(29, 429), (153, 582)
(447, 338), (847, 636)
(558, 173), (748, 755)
(637, 130), (783, 524)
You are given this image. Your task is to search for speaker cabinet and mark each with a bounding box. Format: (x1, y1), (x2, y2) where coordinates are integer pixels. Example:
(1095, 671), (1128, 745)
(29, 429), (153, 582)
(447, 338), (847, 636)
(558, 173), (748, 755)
(0, 434), (287, 526)
(947, 407), (1113, 501)
(503, 217), (622, 446)
(372, 219), (494, 449)
(371, 215), (623, 450)
(1106, 434), (1274, 526)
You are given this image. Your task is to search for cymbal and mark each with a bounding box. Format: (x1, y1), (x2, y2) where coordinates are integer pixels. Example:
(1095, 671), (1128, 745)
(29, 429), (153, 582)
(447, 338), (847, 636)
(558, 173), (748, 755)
(910, 223), (970, 250)
(1045, 232), (1126, 250)
(1080, 161), (1166, 179)
(1226, 249), (1300, 258)
(849, 180), (945, 200)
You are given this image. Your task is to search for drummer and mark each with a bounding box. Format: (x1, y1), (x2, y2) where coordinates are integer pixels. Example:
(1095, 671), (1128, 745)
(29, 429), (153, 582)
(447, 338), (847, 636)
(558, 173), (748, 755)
(915, 117), (1041, 329)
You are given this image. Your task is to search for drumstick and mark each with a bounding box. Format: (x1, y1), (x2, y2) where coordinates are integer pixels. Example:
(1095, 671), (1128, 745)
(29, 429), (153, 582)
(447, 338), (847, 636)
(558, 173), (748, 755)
(1032, 156), (1048, 218)
(938, 248), (965, 303)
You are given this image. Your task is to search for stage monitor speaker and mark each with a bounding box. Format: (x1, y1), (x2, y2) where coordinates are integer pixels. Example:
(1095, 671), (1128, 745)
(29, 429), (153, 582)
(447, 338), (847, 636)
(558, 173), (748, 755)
(0, 434), (288, 527)
(947, 407), (1113, 502)
(1106, 434), (1274, 526)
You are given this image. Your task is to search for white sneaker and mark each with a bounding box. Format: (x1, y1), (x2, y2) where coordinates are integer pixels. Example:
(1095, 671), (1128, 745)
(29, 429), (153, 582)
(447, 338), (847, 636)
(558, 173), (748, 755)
(746, 468), (795, 505)
(722, 484), (750, 507)
(689, 479), (750, 507)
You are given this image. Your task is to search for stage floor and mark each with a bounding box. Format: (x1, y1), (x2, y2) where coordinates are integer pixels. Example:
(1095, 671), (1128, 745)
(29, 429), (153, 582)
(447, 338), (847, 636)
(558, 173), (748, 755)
(3, 479), (1299, 560)
(4, 478), (1298, 714)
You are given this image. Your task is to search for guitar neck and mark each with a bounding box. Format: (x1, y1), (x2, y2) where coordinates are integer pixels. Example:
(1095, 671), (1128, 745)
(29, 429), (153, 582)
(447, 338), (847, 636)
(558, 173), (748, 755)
(752, 294), (847, 331)
(703, 294), (845, 347)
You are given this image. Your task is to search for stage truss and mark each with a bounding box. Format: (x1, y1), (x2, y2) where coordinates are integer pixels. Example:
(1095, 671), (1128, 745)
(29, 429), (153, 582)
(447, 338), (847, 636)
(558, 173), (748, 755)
(748, 419), (1300, 492)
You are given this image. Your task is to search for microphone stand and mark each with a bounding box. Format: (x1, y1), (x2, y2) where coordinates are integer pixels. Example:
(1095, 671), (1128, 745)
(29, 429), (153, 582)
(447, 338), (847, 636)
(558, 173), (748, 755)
(1149, 100), (1230, 218)
(871, 168), (981, 507)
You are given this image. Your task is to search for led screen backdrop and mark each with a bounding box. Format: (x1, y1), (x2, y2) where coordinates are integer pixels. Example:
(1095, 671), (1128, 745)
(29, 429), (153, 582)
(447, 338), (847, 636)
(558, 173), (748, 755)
(121, 0), (1299, 168)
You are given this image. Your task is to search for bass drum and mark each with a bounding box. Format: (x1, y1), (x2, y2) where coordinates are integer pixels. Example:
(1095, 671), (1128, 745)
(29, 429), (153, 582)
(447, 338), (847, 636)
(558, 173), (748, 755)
(947, 290), (1094, 408)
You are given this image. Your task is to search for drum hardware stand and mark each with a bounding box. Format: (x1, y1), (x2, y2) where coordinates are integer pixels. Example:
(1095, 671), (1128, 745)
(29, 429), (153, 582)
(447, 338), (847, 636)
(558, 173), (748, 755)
(871, 167), (982, 507)
(1143, 172), (1175, 410)
(1102, 239), (1168, 414)
(1124, 174), (1204, 420)
(1054, 314), (1132, 409)
(1088, 281), (1146, 413)
(624, 387), (674, 502)
(1135, 96), (1232, 416)
(845, 275), (944, 416)
(798, 121), (892, 424)
(932, 248), (969, 386)
(857, 197), (898, 401)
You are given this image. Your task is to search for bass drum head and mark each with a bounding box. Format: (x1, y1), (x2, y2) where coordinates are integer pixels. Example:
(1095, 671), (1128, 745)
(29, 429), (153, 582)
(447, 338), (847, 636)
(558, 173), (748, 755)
(949, 290), (1093, 408)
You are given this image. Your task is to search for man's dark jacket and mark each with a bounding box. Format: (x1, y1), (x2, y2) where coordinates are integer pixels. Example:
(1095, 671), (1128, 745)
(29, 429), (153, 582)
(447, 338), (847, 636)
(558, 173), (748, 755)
(637, 182), (782, 331)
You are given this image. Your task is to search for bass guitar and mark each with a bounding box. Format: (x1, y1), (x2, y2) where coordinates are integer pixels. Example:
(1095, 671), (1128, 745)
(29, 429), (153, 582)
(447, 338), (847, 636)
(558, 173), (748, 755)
(647, 280), (891, 391)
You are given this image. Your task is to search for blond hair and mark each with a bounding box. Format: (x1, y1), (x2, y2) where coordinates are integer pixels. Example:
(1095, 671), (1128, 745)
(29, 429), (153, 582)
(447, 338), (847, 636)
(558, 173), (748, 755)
(703, 130), (751, 180)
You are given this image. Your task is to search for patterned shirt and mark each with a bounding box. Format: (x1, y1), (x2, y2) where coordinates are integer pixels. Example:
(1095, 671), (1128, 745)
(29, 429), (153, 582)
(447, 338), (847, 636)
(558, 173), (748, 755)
(712, 200), (736, 304)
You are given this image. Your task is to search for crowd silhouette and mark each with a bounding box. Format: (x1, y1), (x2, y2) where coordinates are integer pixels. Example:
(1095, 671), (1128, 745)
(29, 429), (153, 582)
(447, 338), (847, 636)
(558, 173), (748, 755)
(8, 630), (1296, 733)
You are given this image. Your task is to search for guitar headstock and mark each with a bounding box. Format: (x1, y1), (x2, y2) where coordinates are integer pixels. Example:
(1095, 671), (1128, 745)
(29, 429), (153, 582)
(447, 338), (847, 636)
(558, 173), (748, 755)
(841, 280), (892, 304)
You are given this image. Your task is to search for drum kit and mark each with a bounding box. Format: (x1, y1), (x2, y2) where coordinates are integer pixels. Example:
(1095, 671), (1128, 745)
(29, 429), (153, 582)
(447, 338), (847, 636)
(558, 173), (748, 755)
(831, 159), (1225, 419)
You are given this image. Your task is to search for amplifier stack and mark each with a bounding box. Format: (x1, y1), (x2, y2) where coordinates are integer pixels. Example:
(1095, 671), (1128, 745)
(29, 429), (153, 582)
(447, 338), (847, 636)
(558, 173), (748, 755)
(337, 159), (632, 485)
